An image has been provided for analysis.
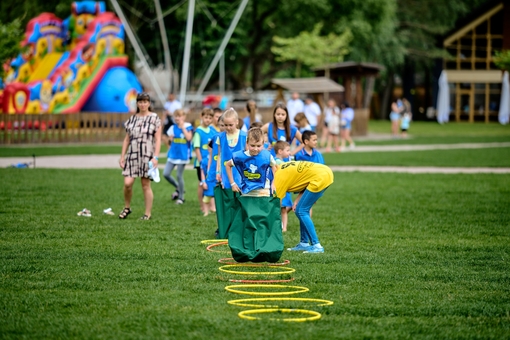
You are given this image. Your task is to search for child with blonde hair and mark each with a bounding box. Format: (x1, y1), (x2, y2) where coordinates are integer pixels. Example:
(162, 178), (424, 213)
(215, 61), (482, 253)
(216, 108), (247, 189)
(163, 109), (193, 204)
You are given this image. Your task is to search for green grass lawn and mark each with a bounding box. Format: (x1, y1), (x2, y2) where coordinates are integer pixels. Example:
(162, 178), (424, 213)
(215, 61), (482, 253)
(1, 169), (509, 339)
(1, 121), (509, 158)
(323, 147), (510, 167)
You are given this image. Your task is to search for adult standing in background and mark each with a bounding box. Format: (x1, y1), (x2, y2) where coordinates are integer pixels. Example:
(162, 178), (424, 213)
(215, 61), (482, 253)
(119, 92), (162, 220)
(303, 97), (321, 132)
(287, 92), (304, 126)
(163, 93), (182, 145)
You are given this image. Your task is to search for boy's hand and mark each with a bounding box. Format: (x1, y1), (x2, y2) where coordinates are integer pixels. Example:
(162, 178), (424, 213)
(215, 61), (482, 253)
(231, 183), (241, 193)
(202, 182), (208, 190)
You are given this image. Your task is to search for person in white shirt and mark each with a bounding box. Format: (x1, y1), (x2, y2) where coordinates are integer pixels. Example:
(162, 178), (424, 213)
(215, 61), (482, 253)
(303, 97), (321, 132)
(286, 92), (304, 125)
(163, 93), (182, 145)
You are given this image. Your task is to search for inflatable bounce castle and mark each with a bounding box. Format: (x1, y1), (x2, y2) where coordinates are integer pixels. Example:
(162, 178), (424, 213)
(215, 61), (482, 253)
(1, 1), (141, 114)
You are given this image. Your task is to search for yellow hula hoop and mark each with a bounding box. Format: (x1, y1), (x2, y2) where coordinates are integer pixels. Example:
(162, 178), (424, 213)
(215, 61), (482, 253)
(238, 308), (321, 322)
(227, 297), (334, 308)
(225, 284), (309, 296)
(201, 239), (228, 245)
(219, 265), (295, 275)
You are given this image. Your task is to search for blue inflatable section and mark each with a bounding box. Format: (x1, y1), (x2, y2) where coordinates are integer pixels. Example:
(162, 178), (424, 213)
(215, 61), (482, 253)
(82, 66), (142, 112)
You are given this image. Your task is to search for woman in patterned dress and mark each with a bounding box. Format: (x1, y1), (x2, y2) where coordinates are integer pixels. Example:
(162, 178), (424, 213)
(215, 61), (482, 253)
(119, 93), (162, 220)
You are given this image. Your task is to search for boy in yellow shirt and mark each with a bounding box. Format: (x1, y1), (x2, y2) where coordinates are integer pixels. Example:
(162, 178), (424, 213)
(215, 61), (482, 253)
(274, 161), (334, 253)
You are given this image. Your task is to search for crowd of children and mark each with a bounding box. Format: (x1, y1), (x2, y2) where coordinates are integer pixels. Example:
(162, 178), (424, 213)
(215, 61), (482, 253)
(123, 94), (338, 254)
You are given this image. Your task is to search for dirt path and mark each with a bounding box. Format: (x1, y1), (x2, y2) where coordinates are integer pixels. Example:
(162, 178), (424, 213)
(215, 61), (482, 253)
(1, 142), (510, 173)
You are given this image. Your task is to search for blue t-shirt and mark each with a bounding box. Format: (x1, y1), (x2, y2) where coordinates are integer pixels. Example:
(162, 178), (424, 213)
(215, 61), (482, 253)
(231, 149), (272, 194)
(294, 148), (324, 164)
(267, 123), (297, 157)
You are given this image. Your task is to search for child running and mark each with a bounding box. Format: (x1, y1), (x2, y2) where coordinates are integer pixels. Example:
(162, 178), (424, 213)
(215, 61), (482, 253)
(273, 141), (291, 231)
(294, 130), (324, 164)
(163, 109), (193, 204)
(192, 108), (215, 212)
(226, 127), (277, 196)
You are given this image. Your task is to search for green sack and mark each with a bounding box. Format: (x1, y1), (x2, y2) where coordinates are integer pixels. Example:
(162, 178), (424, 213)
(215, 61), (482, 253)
(214, 186), (239, 239)
(228, 195), (284, 263)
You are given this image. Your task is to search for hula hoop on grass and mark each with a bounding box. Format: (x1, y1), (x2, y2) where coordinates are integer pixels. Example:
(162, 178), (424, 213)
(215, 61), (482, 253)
(219, 265), (295, 275)
(218, 258), (290, 266)
(206, 241), (230, 253)
(228, 277), (295, 284)
(201, 239), (228, 245)
(238, 308), (321, 322)
(225, 284), (309, 296)
(228, 297), (334, 308)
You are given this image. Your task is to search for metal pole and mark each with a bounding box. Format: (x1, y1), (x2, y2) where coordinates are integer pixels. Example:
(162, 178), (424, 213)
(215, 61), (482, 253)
(179, 0), (196, 105)
(109, 0), (166, 105)
(219, 52), (225, 94)
(154, 0), (173, 93)
(196, 0), (249, 97)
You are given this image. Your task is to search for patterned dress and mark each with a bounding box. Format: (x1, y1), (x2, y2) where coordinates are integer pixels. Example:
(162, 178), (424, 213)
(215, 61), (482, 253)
(122, 113), (161, 178)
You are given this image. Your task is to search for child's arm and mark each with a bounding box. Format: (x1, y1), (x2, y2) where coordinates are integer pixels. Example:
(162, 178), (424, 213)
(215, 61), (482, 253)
(216, 138), (222, 183)
(225, 160), (241, 192)
(182, 125), (193, 141)
(290, 131), (305, 156)
(192, 132), (202, 163)
(200, 167), (208, 190)
(270, 165), (277, 195)
(292, 191), (304, 212)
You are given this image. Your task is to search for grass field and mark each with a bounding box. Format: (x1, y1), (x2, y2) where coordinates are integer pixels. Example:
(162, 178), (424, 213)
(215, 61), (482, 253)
(1, 121), (510, 339)
(1, 169), (510, 339)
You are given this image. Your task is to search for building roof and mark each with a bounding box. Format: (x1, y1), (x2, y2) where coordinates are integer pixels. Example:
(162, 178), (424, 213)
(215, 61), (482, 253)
(312, 61), (384, 78)
(270, 77), (344, 93)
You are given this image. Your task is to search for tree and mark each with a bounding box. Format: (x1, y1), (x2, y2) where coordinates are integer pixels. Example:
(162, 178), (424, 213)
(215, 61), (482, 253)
(0, 19), (24, 80)
(272, 23), (352, 77)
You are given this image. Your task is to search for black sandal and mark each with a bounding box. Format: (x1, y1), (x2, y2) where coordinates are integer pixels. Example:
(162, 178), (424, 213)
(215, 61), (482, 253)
(140, 215), (151, 220)
(119, 207), (132, 219)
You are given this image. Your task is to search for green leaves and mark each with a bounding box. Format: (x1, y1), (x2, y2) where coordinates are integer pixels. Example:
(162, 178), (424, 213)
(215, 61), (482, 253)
(271, 23), (352, 76)
(0, 19), (24, 79)
(494, 50), (510, 72)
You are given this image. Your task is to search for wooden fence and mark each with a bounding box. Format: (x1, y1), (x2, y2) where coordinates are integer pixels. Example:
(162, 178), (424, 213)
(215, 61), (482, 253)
(0, 112), (161, 145)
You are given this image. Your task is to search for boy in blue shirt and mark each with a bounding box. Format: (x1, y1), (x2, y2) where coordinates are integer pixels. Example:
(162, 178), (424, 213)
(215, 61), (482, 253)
(226, 127), (277, 197)
(294, 130), (324, 164)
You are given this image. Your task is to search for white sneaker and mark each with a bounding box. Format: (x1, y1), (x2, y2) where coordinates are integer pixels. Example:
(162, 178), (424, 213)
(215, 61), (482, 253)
(349, 143), (356, 150)
(176, 199), (184, 205)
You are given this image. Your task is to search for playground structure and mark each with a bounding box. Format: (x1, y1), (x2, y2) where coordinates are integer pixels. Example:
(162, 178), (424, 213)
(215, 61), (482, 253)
(1, 1), (142, 115)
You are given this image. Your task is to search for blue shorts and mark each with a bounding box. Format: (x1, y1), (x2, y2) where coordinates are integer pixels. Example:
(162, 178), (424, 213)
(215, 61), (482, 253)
(390, 112), (400, 121)
(341, 120), (351, 130)
(281, 192), (293, 208)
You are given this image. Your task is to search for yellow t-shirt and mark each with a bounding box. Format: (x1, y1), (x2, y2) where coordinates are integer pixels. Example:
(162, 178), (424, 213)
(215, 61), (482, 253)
(274, 161), (334, 199)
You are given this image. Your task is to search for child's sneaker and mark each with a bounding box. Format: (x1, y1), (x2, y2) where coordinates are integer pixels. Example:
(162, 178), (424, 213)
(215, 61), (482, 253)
(287, 243), (312, 252)
(176, 199), (184, 205)
(171, 191), (179, 200)
(303, 245), (324, 254)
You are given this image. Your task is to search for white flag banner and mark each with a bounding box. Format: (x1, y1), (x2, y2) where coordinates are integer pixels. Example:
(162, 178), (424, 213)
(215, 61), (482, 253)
(437, 71), (450, 124)
(499, 71), (509, 125)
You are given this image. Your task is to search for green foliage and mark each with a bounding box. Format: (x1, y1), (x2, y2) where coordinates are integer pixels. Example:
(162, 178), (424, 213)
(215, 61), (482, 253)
(0, 19), (24, 79)
(494, 50), (510, 71)
(272, 23), (352, 77)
